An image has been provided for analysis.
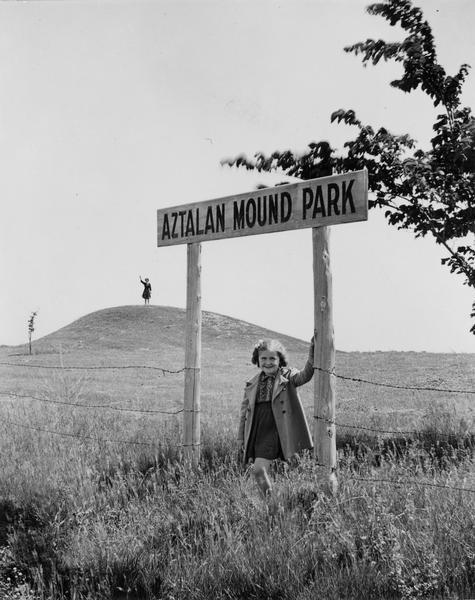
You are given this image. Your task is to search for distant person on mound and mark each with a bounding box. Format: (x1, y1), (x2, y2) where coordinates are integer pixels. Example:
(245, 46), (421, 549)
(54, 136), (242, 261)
(139, 276), (152, 305)
(238, 336), (315, 512)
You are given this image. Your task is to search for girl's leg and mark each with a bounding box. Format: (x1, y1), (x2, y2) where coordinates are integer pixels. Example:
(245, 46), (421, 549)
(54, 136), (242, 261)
(253, 457), (273, 497)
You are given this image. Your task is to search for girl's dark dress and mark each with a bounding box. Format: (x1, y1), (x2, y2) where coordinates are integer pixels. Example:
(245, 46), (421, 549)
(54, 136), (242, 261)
(141, 280), (152, 300)
(245, 372), (283, 462)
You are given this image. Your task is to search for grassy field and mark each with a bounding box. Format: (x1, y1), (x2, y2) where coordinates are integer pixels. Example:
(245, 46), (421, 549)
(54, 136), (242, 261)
(0, 305), (474, 599)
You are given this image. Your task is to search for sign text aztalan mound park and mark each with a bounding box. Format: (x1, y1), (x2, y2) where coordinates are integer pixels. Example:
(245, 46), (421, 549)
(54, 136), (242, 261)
(157, 169), (368, 246)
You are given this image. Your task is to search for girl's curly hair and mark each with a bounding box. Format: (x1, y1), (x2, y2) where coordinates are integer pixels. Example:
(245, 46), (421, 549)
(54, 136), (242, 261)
(251, 338), (288, 367)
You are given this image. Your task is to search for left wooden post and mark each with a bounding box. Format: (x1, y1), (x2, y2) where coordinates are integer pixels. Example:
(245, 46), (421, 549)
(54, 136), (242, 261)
(184, 242), (201, 464)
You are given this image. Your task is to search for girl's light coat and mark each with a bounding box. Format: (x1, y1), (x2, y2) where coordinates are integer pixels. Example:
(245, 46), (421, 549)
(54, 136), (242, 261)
(238, 356), (314, 461)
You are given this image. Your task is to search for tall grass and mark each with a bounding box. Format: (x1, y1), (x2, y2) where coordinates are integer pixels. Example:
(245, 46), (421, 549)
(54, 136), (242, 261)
(0, 374), (474, 600)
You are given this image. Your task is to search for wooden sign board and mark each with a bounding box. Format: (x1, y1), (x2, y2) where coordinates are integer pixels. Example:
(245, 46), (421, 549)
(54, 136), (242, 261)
(157, 169), (368, 247)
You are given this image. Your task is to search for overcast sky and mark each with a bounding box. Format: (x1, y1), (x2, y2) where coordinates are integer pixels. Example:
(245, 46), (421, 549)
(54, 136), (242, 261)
(1, 0), (474, 352)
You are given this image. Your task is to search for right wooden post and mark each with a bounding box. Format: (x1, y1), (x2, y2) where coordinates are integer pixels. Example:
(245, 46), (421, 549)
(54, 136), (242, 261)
(312, 226), (338, 493)
(184, 242), (202, 465)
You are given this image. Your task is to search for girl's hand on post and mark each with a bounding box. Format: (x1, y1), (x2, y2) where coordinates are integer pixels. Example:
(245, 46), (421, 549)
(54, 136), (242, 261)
(308, 335), (315, 362)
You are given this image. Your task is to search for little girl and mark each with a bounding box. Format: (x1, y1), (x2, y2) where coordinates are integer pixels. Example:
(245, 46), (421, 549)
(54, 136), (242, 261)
(139, 276), (152, 305)
(238, 336), (315, 499)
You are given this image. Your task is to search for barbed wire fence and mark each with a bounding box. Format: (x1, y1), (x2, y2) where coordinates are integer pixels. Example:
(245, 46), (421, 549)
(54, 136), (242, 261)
(0, 359), (474, 494)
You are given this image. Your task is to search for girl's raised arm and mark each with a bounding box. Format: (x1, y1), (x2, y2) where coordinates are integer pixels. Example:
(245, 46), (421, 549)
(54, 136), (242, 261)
(290, 336), (315, 387)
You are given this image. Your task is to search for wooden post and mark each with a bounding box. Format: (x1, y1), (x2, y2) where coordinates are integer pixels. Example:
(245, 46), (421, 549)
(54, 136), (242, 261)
(184, 242), (201, 464)
(312, 226), (338, 493)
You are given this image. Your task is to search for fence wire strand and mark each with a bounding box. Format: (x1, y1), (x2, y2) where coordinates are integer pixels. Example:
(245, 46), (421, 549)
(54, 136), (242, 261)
(312, 414), (474, 439)
(2, 418), (196, 449)
(314, 366), (475, 394)
(0, 361), (185, 374)
(2, 360), (472, 393)
(0, 390), (183, 415)
(346, 474), (475, 494)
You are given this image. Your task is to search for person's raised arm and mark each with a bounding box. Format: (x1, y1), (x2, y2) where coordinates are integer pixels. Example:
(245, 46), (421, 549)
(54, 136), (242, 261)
(290, 335), (315, 387)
